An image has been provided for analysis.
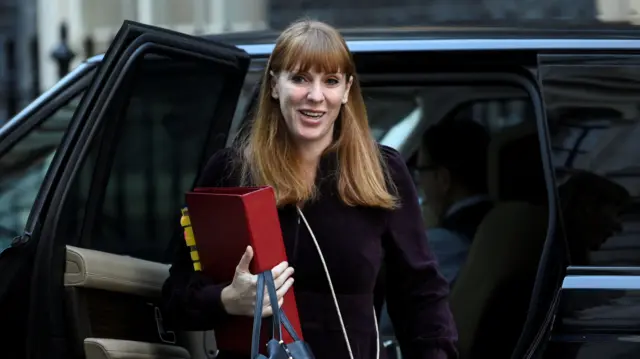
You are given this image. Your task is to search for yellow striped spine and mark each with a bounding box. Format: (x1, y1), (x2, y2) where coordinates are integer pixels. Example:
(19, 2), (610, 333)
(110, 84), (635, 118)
(180, 207), (202, 271)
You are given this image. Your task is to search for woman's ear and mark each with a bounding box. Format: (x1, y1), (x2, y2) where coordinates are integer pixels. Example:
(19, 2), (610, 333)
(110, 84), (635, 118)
(270, 70), (279, 99)
(343, 75), (354, 104)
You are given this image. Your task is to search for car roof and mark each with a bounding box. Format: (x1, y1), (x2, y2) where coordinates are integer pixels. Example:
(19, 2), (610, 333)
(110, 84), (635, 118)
(85, 24), (640, 64)
(205, 24), (640, 43)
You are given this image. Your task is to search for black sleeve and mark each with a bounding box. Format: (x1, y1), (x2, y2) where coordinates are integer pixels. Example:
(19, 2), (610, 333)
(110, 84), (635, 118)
(161, 148), (238, 330)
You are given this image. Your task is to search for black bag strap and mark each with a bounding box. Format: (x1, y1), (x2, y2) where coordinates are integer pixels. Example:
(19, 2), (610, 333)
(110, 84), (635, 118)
(251, 270), (305, 358)
(280, 310), (301, 342)
(264, 271), (283, 342)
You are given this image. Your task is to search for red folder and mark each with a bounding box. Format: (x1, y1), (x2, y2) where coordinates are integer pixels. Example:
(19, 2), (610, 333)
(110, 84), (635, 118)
(184, 186), (303, 354)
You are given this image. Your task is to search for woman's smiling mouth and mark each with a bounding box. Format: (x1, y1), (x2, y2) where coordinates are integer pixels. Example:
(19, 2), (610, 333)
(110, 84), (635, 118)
(299, 110), (325, 119)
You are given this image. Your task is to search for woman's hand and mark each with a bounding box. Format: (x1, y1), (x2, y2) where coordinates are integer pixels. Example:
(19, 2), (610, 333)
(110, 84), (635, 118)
(221, 246), (295, 317)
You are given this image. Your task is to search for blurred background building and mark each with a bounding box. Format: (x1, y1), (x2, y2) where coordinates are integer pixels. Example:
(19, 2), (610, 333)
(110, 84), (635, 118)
(0, 0), (37, 124)
(0, 0), (638, 125)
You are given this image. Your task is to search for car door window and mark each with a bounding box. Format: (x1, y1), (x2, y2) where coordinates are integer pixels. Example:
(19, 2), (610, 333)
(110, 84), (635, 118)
(0, 93), (83, 251)
(342, 79), (548, 359)
(447, 98), (531, 132)
(56, 56), (239, 263)
(37, 27), (249, 270)
(546, 63), (640, 267)
(366, 88), (531, 142)
(363, 87), (420, 140)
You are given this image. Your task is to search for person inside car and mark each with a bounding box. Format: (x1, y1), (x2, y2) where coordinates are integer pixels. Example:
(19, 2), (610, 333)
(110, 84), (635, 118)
(161, 18), (458, 359)
(379, 119), (492, 340)
(416, 119), (493, 284)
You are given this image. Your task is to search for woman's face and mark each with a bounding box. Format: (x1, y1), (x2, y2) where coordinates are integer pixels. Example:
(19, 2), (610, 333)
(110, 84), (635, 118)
(271, 68), (352, 147)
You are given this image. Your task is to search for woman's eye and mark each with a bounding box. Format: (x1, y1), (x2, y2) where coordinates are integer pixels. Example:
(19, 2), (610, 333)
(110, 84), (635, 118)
(326, 78), (339, 85)
(291, 75), (305, 83)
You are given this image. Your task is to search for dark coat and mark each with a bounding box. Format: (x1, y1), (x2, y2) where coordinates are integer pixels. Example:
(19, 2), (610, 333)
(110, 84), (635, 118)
(161, 145), (458, 359)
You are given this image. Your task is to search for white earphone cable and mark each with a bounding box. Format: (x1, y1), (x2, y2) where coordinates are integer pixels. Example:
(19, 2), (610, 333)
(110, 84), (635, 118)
(296, 207), (380, 359)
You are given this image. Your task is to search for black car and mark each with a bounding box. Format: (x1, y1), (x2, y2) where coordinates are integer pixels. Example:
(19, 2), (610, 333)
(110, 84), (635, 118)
(1, 20), (640, 359)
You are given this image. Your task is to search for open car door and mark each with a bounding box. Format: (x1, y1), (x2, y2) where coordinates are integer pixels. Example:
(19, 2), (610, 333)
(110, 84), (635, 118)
(0, 20), (249, 359)
(534, 53), (640, 359)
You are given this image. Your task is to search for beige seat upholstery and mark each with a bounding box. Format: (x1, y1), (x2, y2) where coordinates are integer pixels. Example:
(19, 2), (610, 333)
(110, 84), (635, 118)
(84, 338), (191, 359)
(449, 121), (549, 359)
(65, 246), (216, 359)
(450, 202), (548, 359)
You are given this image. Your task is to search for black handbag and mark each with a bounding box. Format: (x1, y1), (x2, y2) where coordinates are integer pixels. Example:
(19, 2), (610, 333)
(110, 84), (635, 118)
(251, 270), (315, 359)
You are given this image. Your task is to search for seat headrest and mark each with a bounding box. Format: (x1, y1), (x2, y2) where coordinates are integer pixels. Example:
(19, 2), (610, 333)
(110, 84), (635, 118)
(487, 123), (547, 205)
(471, 202), (549, 266)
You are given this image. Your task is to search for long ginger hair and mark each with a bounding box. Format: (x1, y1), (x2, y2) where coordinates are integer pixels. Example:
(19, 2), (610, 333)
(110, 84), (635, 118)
(238, 19), (397, 209)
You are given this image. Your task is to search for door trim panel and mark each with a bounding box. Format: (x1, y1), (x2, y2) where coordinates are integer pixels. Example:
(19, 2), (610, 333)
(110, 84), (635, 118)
(64, 246), (169, 297)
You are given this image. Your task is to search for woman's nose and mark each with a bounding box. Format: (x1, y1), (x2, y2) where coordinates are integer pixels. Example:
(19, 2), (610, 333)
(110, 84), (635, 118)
(306, 83), (324, 102)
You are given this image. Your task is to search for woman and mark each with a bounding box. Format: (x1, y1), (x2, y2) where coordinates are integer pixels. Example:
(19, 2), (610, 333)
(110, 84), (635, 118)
(161, 19), (458, 359)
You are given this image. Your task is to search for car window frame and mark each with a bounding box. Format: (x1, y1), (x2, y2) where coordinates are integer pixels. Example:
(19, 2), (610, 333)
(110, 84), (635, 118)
(359, 70), (558, 359)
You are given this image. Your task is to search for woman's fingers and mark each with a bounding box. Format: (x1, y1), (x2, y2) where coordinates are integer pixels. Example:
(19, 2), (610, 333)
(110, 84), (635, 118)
(262, 277), (293, 307)
(273, 266), (294, 289)
(262, 297), (286, 317)
(271, 261), (290, 278)
(236, 246), (254, 273)
(276, 277), (294, 300)
(251, 263), (295, 318)
(261, 278), (293, 317)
